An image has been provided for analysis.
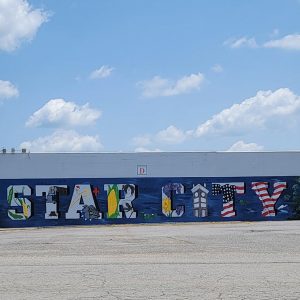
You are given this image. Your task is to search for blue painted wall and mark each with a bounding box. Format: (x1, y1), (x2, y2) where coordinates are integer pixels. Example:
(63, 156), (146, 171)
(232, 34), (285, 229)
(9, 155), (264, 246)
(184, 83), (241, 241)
(1, 176), (300, 228)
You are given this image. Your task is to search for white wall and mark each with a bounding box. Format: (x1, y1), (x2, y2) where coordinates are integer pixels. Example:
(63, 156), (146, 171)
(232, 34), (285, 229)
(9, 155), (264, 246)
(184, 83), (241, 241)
(0, 152), (300, 179)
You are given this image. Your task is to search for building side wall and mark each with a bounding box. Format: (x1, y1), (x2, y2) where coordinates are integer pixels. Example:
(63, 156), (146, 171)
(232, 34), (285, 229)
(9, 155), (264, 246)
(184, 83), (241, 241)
(0, 152), (300, 179)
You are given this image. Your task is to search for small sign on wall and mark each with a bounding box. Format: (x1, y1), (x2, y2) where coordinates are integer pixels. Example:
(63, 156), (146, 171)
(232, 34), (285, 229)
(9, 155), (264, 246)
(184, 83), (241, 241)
(137, 165), (147, 175)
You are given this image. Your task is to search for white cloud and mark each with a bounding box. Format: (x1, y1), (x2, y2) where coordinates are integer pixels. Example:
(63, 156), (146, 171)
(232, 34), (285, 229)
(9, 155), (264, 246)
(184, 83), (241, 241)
(132, 135), (151, 147)
(20, 130), (103, 152)
(264, 34), (300, 50)
(138, 73), (204, 98)
(0, 80), (19, 100)
(194, 88), (300, 137)
(89, 65), (114, 79)
(225, 33), (300, 51)
(224, 37), (258, 49)
(227, 140), (264, 152)
(155, 125), (187, 144)
(26, 98), (101, 128)
(134, 147), (161, 152)
(211, 64), (223, 73)
(270, 28), (279, 38)
(0, 0), (48, 52)
(131, 88), (300, 151)
(132, 125), (189, 148)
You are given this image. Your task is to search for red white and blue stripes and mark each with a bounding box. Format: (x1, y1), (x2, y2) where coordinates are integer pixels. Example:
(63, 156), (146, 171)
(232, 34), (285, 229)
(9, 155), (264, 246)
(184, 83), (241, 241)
(251, 182), (287, 217)
(212, 182), (245, 218)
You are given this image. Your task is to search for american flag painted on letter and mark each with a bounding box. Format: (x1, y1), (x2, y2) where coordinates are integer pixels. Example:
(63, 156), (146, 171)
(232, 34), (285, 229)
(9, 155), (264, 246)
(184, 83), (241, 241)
(212, 182), (245, 218)
(251, 182), (287, 217)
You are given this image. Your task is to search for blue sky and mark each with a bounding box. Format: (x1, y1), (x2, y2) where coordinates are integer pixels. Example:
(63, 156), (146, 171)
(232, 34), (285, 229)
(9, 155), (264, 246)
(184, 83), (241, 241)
(1, 0), (300, 152)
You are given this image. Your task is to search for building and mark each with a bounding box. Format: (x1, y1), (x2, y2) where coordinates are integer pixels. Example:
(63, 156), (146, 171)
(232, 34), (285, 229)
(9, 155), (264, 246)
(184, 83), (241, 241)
(0, 151), (300, 227)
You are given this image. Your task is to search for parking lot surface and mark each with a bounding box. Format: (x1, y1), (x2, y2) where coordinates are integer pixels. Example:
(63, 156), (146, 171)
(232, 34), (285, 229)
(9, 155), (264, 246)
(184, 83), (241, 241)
(0, 221), (300, 299)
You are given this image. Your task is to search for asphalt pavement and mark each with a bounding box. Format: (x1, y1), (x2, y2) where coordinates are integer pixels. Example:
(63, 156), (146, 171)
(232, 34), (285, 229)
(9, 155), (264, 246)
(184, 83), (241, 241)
(0, 221), (300, 299)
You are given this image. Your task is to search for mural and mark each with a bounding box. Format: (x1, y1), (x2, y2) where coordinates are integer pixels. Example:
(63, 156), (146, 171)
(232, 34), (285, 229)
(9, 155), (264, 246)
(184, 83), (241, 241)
(191, 184), (209, 217)
(212, 182), (245, 217)
(0, 176), (300, 227)
(7, 185), (31, 220)
(36, 185), (68, 219)
(65, 184), (101, 219)
(161, 183), (185, 217)
(251, 182), (287, 217)
(120, 184), (137, 218)
(105, 184), (137, 218)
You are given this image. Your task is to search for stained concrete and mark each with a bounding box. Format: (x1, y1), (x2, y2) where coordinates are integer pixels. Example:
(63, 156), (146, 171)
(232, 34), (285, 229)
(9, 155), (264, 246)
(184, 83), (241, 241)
(0, 221), (300, 299)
